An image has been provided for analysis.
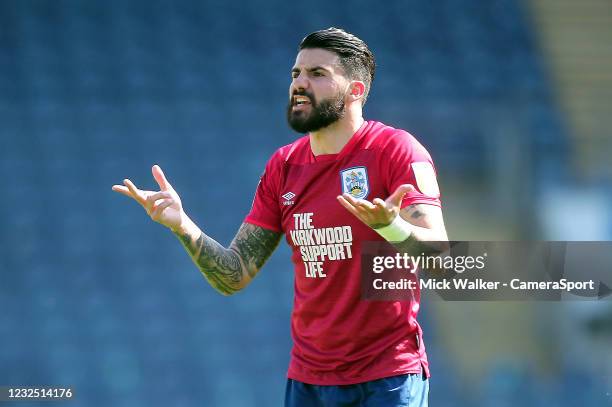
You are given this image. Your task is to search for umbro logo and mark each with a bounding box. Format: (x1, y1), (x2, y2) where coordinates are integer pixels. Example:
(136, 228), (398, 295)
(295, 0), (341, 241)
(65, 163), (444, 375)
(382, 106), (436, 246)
(282, 192), (296, 206)
(282, 192), (296, 200)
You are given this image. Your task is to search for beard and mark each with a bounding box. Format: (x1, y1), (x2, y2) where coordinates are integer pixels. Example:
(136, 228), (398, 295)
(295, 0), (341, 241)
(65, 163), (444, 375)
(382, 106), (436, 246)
(286, 90), (346, 133)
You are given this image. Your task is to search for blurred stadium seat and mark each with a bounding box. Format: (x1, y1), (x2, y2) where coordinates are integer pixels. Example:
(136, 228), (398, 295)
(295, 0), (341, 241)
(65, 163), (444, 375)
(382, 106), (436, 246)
(1, 1), (609, 406)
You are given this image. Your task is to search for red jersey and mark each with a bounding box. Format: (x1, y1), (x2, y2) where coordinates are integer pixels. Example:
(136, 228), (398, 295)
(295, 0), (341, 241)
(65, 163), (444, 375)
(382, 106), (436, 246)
(245, 120), (441, 385)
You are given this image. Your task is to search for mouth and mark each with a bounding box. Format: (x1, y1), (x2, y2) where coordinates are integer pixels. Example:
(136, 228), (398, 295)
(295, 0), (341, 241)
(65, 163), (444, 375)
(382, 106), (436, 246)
(292, 95), (312, 111)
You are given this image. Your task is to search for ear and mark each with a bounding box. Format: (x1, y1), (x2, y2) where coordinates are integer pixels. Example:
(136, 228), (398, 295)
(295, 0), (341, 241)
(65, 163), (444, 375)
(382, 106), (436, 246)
(348, 81), (366, 101)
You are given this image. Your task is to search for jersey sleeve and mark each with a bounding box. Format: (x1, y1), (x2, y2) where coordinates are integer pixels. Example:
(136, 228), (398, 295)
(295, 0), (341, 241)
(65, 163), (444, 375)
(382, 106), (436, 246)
(381, 131), (442, 209)
(244, 151), (283, 232)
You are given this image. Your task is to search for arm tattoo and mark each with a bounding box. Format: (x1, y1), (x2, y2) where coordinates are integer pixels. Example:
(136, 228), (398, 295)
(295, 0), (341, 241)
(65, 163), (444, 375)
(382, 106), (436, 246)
(389, 204), (449, 261)
(410, 210), (425, 220)
(176, 223), (281, 295)
(371, 205), (425, 230)
(391, 204), (439, 256)
(233, 224), (282, 278)
(407, 204), (425, 220)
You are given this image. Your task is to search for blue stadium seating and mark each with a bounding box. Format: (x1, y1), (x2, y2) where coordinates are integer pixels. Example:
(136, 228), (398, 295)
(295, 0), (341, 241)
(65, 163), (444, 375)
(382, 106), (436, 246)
(0, 1), (576, 405)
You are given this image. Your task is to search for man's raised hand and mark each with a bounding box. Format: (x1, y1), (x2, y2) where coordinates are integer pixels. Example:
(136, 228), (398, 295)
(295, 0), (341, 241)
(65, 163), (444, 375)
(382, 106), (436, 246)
(336, 184), (415, 229)
(112, 165), (186, 231)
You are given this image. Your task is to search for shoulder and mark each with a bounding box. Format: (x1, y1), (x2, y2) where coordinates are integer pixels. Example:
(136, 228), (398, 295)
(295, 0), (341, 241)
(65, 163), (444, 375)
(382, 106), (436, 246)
(267, 135), (310, 166)
(363, 120), (429, 157)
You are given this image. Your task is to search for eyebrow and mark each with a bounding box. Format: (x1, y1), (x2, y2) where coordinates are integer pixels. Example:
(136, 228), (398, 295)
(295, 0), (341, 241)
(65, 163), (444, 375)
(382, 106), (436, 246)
(291, 66), (331, 74)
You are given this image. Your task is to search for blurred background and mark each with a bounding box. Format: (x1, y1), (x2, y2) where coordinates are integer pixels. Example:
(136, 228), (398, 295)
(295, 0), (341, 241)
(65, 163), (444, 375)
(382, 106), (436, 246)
(0, 0), (611, 405)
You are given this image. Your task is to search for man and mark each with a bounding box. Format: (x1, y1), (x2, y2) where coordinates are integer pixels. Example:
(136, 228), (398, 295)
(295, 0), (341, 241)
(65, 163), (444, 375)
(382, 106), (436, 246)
(113, 27), (448, 407)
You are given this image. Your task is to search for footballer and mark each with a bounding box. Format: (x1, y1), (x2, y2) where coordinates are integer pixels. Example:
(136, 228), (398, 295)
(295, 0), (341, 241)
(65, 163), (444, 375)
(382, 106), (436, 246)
(113, 28), (448, 407)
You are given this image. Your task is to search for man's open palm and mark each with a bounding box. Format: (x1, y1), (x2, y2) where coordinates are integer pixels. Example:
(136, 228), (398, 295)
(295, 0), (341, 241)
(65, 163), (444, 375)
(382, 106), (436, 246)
(336, 184), (416, 228)
(112, 165), (184, 231)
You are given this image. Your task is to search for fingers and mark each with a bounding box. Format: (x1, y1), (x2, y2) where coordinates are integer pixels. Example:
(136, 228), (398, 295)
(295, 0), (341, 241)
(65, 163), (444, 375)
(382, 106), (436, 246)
(342, 193), (375, 211)
(152, 165), (172, 191)
(387, 184), (416, 208)
(337, 195), (363, 219)
(122, 179), (146, 205)
(112, 171), (176, 214)
(355, 199), (376, 211)
(337, 193), (383, 221)
(372, 196), (395, 217)
(338, 193), (399, 228)
(112, 185), (132, 198)
(150, 199), (174, 220)
(142, 191), (171, 214)
(145, 191), (171, 206)
(372, 197), (387, 210)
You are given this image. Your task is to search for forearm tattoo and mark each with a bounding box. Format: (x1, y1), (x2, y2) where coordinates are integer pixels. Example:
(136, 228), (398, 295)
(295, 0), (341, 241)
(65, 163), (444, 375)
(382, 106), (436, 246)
(234, 225), (282, 278)
(371, 204), (426, 230)
(392, 204), (438, 256)
(176, 223), (281, 295)
(407, 204), (426, 220)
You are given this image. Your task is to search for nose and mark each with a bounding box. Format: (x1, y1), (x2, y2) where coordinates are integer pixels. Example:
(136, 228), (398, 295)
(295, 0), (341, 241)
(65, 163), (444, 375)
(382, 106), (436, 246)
(291, 72), (310, 93)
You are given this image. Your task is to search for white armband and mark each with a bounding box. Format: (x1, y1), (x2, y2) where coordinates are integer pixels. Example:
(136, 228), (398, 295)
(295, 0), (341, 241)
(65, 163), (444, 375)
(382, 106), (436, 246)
(373, 215), (413, 242)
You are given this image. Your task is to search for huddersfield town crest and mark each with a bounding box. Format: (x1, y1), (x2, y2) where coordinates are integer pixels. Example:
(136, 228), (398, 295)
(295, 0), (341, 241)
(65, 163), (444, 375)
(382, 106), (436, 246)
(340, 166), (370, 199)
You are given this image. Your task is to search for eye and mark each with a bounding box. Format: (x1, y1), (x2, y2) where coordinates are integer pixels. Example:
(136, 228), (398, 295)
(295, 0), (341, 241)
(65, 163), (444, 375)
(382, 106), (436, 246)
(291, 71), (299, 79)
(312, 71), (323, 77)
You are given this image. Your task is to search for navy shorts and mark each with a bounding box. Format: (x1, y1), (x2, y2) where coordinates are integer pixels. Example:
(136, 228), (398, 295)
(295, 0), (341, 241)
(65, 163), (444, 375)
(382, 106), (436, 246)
(285, 373), (429, 407)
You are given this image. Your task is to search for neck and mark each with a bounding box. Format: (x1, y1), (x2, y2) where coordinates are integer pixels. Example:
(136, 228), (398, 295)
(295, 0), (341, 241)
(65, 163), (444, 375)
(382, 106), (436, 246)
(309, 112), (365, 156)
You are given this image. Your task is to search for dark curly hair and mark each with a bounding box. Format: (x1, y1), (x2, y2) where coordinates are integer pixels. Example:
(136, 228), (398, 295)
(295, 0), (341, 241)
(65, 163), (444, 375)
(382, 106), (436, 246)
(299, 27), (376, 104)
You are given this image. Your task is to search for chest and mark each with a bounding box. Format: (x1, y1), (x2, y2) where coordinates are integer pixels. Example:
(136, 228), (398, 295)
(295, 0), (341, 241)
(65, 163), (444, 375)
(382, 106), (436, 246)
(278, 149), (387, 232)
